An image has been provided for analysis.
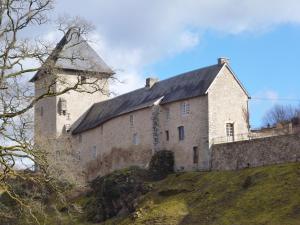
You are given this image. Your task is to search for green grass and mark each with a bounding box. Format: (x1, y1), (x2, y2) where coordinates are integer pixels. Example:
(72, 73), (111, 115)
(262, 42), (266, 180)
(100, 162), (300, 225)
(4, 163), (300, 225)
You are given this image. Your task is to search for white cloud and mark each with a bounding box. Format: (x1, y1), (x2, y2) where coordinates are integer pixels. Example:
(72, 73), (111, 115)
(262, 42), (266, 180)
(47, 0), (300, 94)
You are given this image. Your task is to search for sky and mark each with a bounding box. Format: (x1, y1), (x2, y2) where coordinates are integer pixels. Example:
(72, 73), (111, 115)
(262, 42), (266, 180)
(40, 0), (300, 128)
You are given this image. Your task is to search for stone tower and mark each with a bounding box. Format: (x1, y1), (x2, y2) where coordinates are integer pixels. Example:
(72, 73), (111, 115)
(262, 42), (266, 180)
(31, 29), (114, 148)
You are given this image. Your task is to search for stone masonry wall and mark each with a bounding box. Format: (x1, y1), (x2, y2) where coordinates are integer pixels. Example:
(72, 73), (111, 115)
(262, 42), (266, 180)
(211, 134), (300, 170)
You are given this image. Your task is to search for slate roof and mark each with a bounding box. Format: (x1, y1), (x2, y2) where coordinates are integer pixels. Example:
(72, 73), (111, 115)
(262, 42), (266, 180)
(30, 29), (114, 82)
(72, 64), (223, 134)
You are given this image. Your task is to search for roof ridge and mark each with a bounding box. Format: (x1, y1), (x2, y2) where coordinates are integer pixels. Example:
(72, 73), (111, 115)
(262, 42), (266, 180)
(157, 64), (220, 84)
(72, 63), (223, 134)
(91, 64), (220, 108)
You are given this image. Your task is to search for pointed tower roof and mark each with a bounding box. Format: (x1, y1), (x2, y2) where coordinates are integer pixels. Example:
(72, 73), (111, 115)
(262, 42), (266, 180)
(30, 28), (114, 82)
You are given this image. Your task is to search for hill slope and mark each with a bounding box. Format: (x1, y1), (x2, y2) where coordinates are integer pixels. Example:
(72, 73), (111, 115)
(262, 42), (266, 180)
(100, 163), (300, 225)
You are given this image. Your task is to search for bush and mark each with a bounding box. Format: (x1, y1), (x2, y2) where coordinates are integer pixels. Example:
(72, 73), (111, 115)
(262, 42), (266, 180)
(149, 150), (174, 180)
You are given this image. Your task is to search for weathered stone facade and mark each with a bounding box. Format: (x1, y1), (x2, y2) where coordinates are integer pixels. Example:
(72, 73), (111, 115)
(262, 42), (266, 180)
(33, 30), (250, 180)
(211, 134), (300, 170)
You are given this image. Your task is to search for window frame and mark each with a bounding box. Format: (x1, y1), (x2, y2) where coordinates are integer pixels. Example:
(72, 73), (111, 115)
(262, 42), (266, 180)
(92, 146), (97, 159)
(133, 133), (139, 145)
(178, 126), (185, 141)
(166, 108), (170, 120)
(130, 115), (134, 127)
(165, 130), (169, 141)
(226, 123), (234, 137)
(180, 101), (190, 116)
(193, 146), (199, 164)
(40, 106), (44, 117)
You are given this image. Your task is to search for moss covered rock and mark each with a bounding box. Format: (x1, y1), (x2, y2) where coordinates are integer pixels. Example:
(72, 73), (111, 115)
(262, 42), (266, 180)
(85, 167), (151, 223)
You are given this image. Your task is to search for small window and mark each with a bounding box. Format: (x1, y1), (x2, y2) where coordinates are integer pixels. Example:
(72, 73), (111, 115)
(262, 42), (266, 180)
(130, 115), (134, 126)
(193, 147), (199, 164)
(178, 126), (185, 141)
(92, 146), (97, 159)
(133, 133), (139, 145)
(166, 108), (170, 120)
(58, 98), (67, 115)
(226, 123), (234, 137)
(180, 102), (190, 116)
(40, 106), (44, 117)
(67, 113), (71, 120)
(165, 130), (169, 141)
(78, 134), (82, 143)
(77, 151), (81, 160)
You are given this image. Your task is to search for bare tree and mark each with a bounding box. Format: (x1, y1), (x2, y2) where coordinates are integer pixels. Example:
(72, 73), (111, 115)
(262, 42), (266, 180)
(0, 0), (114, 223)
(263, 104), (300, 127)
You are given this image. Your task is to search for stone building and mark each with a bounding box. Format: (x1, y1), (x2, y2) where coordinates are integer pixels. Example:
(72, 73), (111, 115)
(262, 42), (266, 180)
(32, 30), (250, 179)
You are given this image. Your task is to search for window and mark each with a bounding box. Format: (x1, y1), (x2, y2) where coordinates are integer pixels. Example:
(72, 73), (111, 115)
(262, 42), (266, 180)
(166, 108), (170, 120)
(193, 147), (199, 164)
(40, 106), (44, 117)
(78, 134), (82, 143)
(130, 115), (134, 126)
(58, 98), (67, 115)
(178, 126), (185, 141)
(133, 133), (139, 145)
(165, 130), (169, 141)
(92, 146), (97, 159)
(226, 123), (234, 137)
(180, 102), (190, 116)
(77, 151), (81, 160)
(67, 113), (71, 120)
(55, 150), (60, 160)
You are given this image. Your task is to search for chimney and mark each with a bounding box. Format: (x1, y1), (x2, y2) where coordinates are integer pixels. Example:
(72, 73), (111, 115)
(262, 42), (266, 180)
(218, 57), (230, 65)
(145, 77), (158, 88)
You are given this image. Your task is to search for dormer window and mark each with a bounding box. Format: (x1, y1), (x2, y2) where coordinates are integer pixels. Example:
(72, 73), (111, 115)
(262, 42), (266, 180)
(80, 76), (87, 84)
(58, 98), (67, 115)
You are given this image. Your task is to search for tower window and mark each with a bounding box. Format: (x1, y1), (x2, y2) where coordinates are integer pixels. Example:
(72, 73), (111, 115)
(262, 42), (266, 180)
(40, 106), (44, 117)
(178, 126), (185, 141)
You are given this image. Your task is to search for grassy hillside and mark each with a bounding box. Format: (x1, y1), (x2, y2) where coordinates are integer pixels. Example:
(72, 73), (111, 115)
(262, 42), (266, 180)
(2, 162), (300, 225)
(99, 163), (300, 225)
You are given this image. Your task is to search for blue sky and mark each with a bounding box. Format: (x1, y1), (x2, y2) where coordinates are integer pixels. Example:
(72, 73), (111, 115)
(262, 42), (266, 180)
(147, 25), (300, 127)
(48, 0), (300, 128)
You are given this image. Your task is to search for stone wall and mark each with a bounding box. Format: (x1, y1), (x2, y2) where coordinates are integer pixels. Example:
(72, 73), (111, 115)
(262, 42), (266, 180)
(208, 65), (249, 146)
(211, 134), (300, 170)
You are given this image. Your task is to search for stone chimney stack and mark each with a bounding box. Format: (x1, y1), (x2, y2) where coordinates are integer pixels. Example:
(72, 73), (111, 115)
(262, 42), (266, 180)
(218, 57), (230, 65)
(146, 77), (158, 88)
